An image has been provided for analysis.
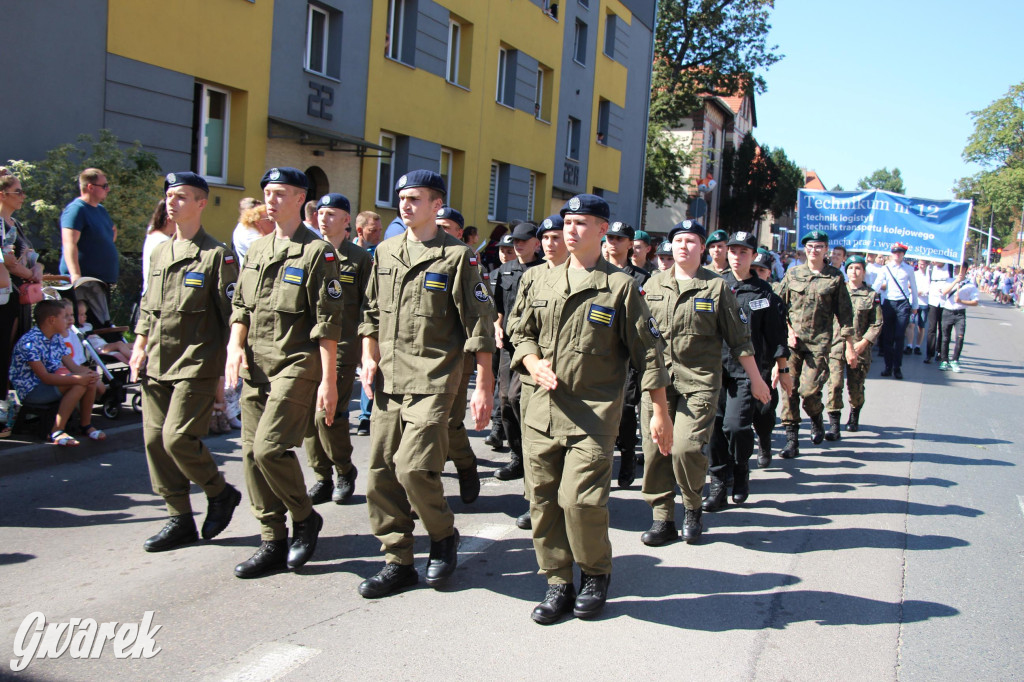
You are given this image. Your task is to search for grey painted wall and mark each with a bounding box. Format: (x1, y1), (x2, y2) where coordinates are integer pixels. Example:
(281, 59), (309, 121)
(615, 13), (654, 226)
(506, 164), (533, 220)
(599, 188), (621, 222)
(104, 55), (194, 172)
(384, 135), (441, 206)
(552, 0), (597, 195)
(415, 0), (449, 79)
(1, 0), (106, 164)
(514, 51), (540, 115)
(604, 100), (626, 151)
(619, 0), (657, 29)
(268, 0), (370, 140)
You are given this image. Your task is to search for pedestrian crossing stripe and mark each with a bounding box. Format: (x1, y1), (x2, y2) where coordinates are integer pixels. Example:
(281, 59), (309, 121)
(587, 304), (615, 326)
(424, 272), (449, 291)
(694, 297), (715, 313)
(338, 271), (356, 285)
(283, 267), (304, 285)
(183, 272), (205, 288)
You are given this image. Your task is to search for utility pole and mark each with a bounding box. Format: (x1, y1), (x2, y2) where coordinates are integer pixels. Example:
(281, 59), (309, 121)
(987, 209), (994, 266)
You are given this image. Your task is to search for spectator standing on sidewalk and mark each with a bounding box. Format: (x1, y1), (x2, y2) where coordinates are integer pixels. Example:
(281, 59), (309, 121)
(60, 168), (119, 285)
(938, 262), (979, 372)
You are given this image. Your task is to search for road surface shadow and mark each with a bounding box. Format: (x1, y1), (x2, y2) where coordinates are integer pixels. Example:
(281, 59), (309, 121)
(710, 527), (969, 553)
(772, 498), (982, 518)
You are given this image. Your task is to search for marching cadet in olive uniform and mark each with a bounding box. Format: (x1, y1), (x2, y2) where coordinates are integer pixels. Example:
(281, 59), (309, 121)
(777, 231), (857, 459)
(600, 221), (649, 488)
(639, 220), (762, 546)
(504, 215), (567, 532)
(706, 229), (730, 276)
(825, 255), (882, 438)
(750, 250), (790, 467)
(130, 172), (242, 552)
(358, 170), (496, 599)
(225, 167), (343, 579)
(303, 193), (370, 505)
(436, 205), (486, 504)
(511, 194), (672, 625)
(493, 221), (545, 482)
(705, 232), (784, 511)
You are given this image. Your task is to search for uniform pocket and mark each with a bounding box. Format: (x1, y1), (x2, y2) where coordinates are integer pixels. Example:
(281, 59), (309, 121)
(416, 271), (450, 318)
(239, 263), (260, 305)
(177, 271), (209, 313)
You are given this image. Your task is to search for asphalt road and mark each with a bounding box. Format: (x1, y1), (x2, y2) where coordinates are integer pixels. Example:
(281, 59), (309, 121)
(1, 300), (1022, 681)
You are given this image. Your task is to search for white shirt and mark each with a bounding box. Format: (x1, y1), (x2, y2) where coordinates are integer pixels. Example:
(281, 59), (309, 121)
(141, 230), (172, 295)
(927, 264), (952, 301)
(865, 262), (884, 300)
(876, 261), (918, 308)
(232, 223), (261, 265)
(942, 279), (978, 311)
(914, 270), (930, 306)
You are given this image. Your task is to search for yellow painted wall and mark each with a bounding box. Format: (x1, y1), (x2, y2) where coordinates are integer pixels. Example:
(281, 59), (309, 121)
(588, 0), (629, 195)
(106, 0), (273, 239)
(361, 1), (563, 229)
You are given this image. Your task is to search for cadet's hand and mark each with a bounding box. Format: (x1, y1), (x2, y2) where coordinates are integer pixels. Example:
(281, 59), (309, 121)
(316, 379), (338, 427)
(751, 375), (771, 404)
(778, 370), (794, 397)
(650, 412), (672, 456)
(787, 327), (798, 348)
(128, 347), (147, 383)
(845, 345), (859, 368)
(494, 322), (504, 350)
(527, 358), (558, 391)
(853, 339), (870, 356)
(361, 356), (378, 399)
(225, 344), (247, 388)
(470, 385), (493, 431)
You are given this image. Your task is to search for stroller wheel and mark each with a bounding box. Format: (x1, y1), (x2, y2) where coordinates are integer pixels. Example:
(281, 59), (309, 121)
(132, 393), (142, 413)
(102, 402), (121, 420)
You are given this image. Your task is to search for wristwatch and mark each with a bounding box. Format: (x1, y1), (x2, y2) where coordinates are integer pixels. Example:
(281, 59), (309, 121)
(778, 366), (790, 374)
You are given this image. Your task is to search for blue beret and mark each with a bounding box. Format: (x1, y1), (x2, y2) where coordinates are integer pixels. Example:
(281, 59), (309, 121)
(435, 206), (464, 229)
(260, 167), (308, 190)
(634, 230), (652, 244)
(560, 194), (610, 220)
(498, 233), (515, 247)
(706, 229), (729, 246)
(316, 193), (351, 213)
(164, 172), (208, 194)
(606, 221), (635, 240)
(656, 240), (673, 256)
(844, 255), (867, 270)
(396, 169), (447, 196)
(801, 230), (829, 245)
(668, 220), (706, 242)
(537, 215), (564, 237)
(726, 230), (758, 250)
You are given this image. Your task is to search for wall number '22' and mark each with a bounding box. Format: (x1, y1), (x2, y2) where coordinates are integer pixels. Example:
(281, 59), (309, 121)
(308, 82), (334, 121)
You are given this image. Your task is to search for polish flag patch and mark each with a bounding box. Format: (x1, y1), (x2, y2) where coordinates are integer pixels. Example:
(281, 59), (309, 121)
(469, 256), (478, 266)
(224, 254), (235, 265)
(324, 252), (335, 262)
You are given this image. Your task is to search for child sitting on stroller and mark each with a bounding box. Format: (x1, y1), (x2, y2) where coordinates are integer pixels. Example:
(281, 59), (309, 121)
(76, 299), (131, 363)
(58, 299), (108, 397)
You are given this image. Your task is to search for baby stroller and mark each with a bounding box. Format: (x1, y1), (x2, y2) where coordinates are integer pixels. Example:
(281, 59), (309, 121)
(48, 277), (141, 418)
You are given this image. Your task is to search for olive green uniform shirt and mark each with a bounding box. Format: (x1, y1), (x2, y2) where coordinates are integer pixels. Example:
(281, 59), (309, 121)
(831, 283), (882, 353)
(510, 258), (669, 437)
(359, 230), (496, 395)
(778, 263), (855, 350)
(230, 227), (343, 383)
(332, 239), (373, 368)
(643, 267), (754, 395)
(136, 227), (237, 380)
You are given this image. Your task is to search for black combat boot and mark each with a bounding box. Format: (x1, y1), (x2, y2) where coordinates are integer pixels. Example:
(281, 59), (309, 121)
(847, 407), (861, 432)
(682, 508), (703, 544)
(425, 529), (460, 587)
(484, 423), (504, 450)
(641, 520), (678, 547)
(810, 413), (826, 444)
(457, 456), (481, 504)
(308, 479), (334, 505)
(358, 563), (418, 598)
(494, 451), (524, 480)
(531, 583), (576, 624)
(202, 483), (242, 540)
(234, 540), (288, 578)
(574, 573), (611, 619)
(333, 465), (358, 504)
(617, 449), (636, 488)
(757, 433), (772, 468)
(732, 463), (750, 504)
(824, 411), (842, 441)
(779, 424), (800, 459)
(702, 474), (728, 512)
(287, 509), (323, 569)
(516, 510), (532, 530)
(144, 515), (199, 552)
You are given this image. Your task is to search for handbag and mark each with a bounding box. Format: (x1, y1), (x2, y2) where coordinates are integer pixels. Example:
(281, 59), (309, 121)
(18, 281), (44, 305)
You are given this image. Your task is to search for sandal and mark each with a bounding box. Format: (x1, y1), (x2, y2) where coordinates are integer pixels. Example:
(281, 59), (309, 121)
(49, 430), (80, 447)
(0, 425), (11, 439)
(82, 425), (106, 441)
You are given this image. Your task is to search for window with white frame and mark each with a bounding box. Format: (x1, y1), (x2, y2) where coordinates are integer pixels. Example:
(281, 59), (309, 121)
(376, 133), (396, 206)
(447, 20), (461, 84)
(573, 20), (588, 65)
(488, 162), (501, 220)
(439, 147), (453, 193)
(306, 5), (329, 75)
(496, 47), (514, 106)
(194, 83), (230, 184)
(534, 68), (544, 119)
(566, 116), (581, 161)
(527, 172), (537, 220)
(387, 0), (412, 63)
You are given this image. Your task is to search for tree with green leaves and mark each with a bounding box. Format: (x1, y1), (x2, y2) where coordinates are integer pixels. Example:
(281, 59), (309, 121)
(767, 146), (804, 218)
(856, 167), (905, 195)
(955, 81), (1024, 248)
(643, 0), (781, 214)
(718, 135), (776, 231)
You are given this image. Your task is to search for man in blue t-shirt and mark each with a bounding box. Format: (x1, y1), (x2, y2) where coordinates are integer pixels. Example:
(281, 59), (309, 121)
(60, 168), (120, 284)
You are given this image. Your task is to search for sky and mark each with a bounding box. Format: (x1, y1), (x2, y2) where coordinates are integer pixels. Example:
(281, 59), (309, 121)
(756, 0), (1024, 201)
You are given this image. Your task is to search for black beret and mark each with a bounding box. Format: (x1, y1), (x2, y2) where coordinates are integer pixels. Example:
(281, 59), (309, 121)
(260, 167), (308, 190)
(396, 169), (447, 196)
(752, 251), (774, 270)
(606, 221), (636, 240)
(436, 206), (464, 229)
(316, 193), (351, 213)
(667, 220), (706, 242)
(537, 215), (564, 237)
(164, 172), (208, 194)
(511, 222), (538, 240)
(560, 194), (610, 220)
(726, 230), (758, 250)
(656, 241), (673, 256)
